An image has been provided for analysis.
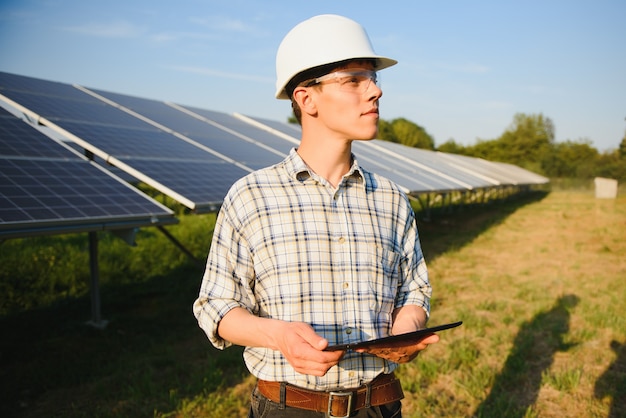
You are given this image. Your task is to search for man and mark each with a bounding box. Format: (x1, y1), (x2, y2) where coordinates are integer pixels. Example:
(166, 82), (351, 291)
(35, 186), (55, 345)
(193, 14), (439, 417)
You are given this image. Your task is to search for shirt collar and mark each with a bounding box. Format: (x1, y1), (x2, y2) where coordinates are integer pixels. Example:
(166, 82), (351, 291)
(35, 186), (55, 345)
(285, 148), (365, 189)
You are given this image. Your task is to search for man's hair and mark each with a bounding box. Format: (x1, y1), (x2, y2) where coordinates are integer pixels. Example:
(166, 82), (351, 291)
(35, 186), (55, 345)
(287, 58), (377, 125)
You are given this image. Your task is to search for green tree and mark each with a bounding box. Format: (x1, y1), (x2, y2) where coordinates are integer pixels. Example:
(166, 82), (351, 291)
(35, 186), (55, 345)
(542, 139), (599, 178)
(498, 113), (554, 165)
(377, 119), (398, 143)
(461, 113), (555, 174)
(619, 131), (626, 159)
(437, 139), (468, 154)
(466, 138), (502, 160)
(595, 151), (626, 181)
(387, 118), (435, 150)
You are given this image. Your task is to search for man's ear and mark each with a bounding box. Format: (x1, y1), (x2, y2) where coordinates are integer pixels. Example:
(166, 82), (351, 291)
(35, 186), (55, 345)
(293, 86), (317, 117)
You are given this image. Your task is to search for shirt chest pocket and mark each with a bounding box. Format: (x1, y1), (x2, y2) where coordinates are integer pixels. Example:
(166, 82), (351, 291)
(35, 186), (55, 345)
(359, 244), (401, 314)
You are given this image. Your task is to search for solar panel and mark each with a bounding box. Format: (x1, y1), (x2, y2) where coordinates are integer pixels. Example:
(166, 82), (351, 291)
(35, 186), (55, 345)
(119, 158), (246, 212)
(0, 106), (176, 239)
(0, 88), (142, 127)
(491, 161), (549, 185)
(361, 141), (496, 189)
(239, 114), (303, 139)
(88, 89), (288, 169)
(180, 106), (295, 155)
(436, 152), (549, 186)
(0, 71), (250, 211)
(0, 108), (72, 159)
(57, 121), (211, 160)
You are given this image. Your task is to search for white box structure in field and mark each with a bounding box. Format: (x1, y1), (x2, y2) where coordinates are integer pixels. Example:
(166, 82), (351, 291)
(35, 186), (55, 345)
(594, 177), (618, 199)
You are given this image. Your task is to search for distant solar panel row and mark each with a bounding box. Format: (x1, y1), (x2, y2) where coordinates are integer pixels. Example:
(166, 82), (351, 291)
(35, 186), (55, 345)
(0, 71), (548, 220)
(0, 106), (176, 238)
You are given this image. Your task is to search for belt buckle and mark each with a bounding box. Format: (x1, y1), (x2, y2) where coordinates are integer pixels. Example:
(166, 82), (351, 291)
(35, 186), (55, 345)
(327, 391), (353, 418)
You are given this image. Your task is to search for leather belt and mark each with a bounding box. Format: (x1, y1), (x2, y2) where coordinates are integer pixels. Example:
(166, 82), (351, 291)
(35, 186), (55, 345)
(256, 373), (404, 418)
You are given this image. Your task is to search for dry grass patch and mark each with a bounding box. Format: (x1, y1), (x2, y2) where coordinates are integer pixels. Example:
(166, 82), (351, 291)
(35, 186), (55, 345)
(399, 191), (626, 417)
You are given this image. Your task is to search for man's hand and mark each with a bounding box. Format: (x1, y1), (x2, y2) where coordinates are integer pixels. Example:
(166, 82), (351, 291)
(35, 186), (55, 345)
(355, 304), (439, 363)
(354, 333), (439, 363)
(218, 308), (343, 376)
(274, 321), (344, 376)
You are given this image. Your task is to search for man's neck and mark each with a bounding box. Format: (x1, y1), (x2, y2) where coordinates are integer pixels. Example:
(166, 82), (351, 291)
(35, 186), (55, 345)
(297, 134), (353, 188)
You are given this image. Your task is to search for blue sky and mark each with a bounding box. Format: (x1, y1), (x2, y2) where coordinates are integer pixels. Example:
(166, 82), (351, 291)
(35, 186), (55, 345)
(1, 0), (624, 152)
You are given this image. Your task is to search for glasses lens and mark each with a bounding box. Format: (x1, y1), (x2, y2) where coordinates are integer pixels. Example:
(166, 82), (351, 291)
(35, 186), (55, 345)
(309, 70), (379, 94)
(336, 71), (378, 94)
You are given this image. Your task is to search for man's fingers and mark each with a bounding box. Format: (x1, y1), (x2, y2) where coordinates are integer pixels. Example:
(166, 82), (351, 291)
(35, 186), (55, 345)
(290, 351), (343, 376)
(421, 333), (440, 345)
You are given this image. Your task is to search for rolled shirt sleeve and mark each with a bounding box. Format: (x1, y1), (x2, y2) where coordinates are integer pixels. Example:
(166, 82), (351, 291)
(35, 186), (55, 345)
(193, 191), (257, 350)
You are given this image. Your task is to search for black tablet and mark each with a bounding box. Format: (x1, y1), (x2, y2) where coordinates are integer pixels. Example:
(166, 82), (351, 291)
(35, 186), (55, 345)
(324, 321), (463, 351)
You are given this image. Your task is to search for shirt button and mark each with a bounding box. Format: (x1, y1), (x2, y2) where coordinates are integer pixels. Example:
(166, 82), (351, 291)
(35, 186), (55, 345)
(349, 371), (355, 378)
(342, 282), (349, 289)
(338, 236), (345, 244)
(345, 328), (352, 335)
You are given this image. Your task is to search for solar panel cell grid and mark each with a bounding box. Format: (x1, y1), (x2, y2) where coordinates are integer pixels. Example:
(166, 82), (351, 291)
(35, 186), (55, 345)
(59, 122), (217, 161)
(183, 106), (295, 153)
(0, 71), (91, 100)
(90, 90), (286, 168)
(0, 159), (171, 224)
(0, 109), (75, 159)
(121, 158), (249, 207)
(1, 90), (146, 128)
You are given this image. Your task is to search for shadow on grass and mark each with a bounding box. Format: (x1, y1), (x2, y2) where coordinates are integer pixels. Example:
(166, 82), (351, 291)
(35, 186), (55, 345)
(0, 263), (248, 418)
(416, 190), (549, 263)
(474, 294), (580, 418)
(595, 339), (626, 418)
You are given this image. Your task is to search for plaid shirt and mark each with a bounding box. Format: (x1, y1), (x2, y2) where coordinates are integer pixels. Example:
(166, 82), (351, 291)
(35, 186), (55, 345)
(194, 148), (431, 390)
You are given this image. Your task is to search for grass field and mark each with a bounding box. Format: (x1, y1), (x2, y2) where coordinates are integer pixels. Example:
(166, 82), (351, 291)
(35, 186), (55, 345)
(1, 190), (624, 417)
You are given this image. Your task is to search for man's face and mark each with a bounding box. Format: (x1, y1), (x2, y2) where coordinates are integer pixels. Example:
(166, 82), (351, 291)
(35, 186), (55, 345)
(311, 61), (382, 142)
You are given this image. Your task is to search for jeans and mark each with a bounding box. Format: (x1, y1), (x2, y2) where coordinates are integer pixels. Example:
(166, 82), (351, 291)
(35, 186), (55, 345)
(248, 385), (402, 418)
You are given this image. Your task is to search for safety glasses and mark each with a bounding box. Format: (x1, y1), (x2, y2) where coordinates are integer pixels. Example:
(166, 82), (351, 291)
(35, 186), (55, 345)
(305, 69), (379, 95)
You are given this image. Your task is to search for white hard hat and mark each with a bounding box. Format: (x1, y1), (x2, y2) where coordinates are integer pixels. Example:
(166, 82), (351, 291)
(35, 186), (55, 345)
(275, 14), (397, 99)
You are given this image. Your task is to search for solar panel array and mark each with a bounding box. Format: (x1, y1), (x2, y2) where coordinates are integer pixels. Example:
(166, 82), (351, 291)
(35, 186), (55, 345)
(0, 106), (176, 239)
(0, 70), (549, 226)
(0, 72), (252, 212)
